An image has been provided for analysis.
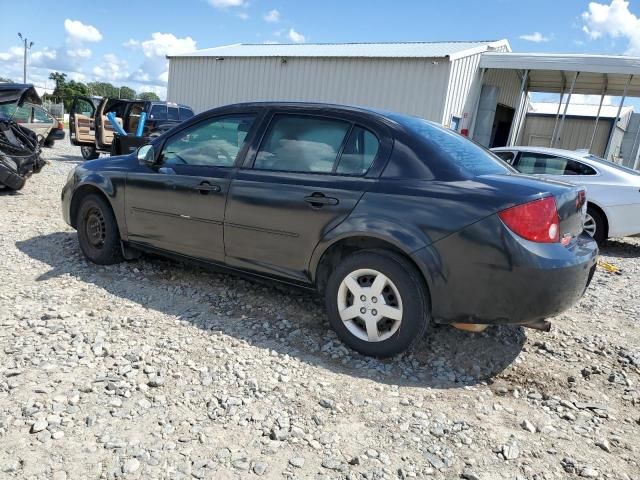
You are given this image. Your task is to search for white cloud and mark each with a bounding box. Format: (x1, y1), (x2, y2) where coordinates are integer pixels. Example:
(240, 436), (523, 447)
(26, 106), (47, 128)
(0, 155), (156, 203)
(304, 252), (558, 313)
(208, 0), (244, 8)
(237, 12), (249, 20)
(581, 0), (640, 54)
(66, 48), (92, 59)
(264, 9), (281, 22)
(64, 19), (103, 43)
(139, 32), (197, 58)
(92, 53), (128, 81)
(126, 32), (197, 87)
(519, 32), (550, 43)
(287, 28), (305, 44)
(123, 39), (140, 49)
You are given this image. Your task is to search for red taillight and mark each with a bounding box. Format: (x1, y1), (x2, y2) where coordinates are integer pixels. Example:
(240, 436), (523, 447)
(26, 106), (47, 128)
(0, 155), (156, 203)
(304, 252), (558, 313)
(498, 197), (560, 243)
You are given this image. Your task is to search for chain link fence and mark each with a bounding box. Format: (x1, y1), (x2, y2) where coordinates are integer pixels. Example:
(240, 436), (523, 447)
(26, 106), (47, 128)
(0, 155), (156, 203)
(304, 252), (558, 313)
(42, 101), (64, 120)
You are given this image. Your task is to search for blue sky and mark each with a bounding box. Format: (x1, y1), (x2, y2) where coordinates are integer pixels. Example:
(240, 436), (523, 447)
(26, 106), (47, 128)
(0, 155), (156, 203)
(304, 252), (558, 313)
(1, 0), (639, 102)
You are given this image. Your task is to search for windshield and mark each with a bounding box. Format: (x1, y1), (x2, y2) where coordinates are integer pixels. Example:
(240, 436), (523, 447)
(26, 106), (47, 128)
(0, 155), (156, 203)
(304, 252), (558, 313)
(389, 113), (513, 177)
(585, 154), (640, 176)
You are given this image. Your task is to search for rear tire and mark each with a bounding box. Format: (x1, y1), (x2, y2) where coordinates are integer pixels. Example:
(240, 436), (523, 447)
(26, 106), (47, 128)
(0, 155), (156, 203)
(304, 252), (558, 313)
(76, 194), (124, 265)
(81, 146), (99, 160)
(585, 206), (607, 246)
(325, 249), (430, 357)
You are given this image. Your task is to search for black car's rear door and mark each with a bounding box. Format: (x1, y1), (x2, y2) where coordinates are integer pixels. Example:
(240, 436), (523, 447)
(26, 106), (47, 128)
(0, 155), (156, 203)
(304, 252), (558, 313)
(223, 111), (387, 283)
(69, 96), (97, 147)
(125, 113), (258, 262)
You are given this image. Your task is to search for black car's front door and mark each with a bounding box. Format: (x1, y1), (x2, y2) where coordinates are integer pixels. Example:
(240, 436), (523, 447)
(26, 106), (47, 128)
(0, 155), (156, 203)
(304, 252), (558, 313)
(125, 113), (257, 262)
(224, 113), (383, 282)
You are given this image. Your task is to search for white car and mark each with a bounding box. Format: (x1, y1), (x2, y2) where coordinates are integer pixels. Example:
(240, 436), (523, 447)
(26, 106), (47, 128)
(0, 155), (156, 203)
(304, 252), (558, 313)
(491, 146), (640, 245)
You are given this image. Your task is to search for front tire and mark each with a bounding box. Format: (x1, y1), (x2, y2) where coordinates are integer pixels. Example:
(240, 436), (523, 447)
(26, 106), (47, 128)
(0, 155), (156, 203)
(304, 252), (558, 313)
(325, 250), (430, 357)
(76, 194), (124, 265)
(81, 146), (100, 160)
(584, 206), (607, 246)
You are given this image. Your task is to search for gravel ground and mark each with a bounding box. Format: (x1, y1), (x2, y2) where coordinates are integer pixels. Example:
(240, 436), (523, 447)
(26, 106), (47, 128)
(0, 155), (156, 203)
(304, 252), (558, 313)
(1, 138), (639, 480)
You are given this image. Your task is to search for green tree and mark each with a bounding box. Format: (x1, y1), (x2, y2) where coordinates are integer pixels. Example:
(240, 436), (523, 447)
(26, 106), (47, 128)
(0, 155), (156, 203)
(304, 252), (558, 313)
(87, 81), (119, 98)
(119, 86), (136, 100)
(0, 76), (13, 83)
(138, 91), (160, 101)
(46, 72), (89, 111)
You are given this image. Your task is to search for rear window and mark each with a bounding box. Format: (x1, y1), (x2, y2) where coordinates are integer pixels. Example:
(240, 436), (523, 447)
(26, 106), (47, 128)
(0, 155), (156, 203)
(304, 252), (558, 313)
(585, 154), (640, 176)
(179, 107), (194, 120)
(391, 114), (512, 177)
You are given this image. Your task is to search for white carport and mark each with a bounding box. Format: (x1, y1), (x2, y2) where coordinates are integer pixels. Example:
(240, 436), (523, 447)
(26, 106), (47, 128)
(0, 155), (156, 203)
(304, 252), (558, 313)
(476, 52), (640, 160)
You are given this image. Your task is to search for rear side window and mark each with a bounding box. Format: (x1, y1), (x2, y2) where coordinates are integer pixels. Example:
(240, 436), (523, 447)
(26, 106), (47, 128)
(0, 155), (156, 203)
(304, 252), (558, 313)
(336, 126), (379, 175)
(390, 114), (511, 176)
(254, 115), (351, 173)
(33, 107), (52, 123)
(149, 104), (167, 121)
(167, 106), (179, 121)
(179, 107), (194, 120)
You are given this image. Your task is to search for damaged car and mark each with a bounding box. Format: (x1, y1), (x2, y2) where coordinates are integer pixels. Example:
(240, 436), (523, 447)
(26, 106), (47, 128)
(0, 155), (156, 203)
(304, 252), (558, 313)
(0, 84), (47, 191)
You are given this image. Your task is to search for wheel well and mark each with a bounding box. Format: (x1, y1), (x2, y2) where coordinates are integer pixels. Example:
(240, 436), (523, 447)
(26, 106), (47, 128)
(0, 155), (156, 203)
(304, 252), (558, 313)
(69, 185), (111, 228)
(587, 201), (608, 237)
(315, 236), (429, 298)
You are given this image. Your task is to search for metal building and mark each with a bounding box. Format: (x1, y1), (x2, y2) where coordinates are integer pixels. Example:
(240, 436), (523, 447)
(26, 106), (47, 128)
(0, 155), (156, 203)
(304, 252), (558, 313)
(166, 40), (519, 129)
(521, 102), (634, 160)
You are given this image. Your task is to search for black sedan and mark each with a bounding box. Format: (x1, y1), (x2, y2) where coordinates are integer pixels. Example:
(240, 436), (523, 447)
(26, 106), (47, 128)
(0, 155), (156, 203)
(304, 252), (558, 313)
(61, 102), (598, 357)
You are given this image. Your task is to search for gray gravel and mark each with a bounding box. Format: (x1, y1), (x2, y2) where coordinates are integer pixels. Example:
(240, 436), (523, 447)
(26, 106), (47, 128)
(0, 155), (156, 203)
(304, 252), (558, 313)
(1, 138), (639, 479)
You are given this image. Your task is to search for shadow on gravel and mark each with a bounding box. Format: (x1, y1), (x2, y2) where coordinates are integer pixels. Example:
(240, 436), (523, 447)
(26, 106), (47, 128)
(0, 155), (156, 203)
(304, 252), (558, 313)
(17, 231), (526, 389)
(601, 239), (640, 259)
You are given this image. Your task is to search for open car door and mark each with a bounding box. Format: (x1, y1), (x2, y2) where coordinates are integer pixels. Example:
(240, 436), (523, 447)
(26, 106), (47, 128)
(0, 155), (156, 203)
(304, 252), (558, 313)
(69, 96), (98, 146)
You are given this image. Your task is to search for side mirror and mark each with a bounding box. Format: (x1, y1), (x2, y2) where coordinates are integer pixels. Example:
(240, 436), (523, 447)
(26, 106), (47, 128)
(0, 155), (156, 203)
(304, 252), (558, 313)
(137, 144), (155, 165)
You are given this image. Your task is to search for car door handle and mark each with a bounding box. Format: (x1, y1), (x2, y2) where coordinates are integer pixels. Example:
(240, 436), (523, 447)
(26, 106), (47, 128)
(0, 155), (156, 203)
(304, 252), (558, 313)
(194, 182), (221, 193)
(304, 193), (339, 207)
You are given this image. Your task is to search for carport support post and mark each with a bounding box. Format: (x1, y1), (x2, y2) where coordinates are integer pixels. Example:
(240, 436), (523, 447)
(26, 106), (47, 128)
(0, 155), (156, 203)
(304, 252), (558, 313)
(604, 74), (632, 161)
(554, 72), (579, 148)
(550, 73), (566, 147)
(589, 81), (607, 152)
(507, 69), (529, 146)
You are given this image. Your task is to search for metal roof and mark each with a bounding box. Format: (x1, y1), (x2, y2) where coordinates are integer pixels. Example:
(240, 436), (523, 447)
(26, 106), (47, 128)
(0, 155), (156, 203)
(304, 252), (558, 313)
(479, 52), (640, 96)
(168, 40), (510, 61)
(528, 102), (634, 118)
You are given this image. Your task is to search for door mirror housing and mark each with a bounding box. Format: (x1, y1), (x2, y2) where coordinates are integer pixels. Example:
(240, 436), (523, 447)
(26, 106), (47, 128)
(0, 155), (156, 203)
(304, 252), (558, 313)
(137, 144), (155, 165)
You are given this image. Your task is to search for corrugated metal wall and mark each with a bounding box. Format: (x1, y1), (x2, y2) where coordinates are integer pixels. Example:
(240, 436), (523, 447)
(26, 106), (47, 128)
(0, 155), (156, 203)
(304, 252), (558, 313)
(167, 56), (452, 121)
(443, 52), (482, 125)
(483, 68), (522, 109)
(520, 115), (614, 157)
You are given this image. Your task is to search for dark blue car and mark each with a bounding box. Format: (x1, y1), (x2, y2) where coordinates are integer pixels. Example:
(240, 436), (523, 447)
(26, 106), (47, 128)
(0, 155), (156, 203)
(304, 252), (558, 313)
(61, 102), (598, 357)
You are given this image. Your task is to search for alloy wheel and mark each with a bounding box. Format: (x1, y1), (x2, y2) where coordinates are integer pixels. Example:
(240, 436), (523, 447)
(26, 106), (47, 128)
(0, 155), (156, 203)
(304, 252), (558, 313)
(584, 213), (597, 237)
(336, 268), (403, 342)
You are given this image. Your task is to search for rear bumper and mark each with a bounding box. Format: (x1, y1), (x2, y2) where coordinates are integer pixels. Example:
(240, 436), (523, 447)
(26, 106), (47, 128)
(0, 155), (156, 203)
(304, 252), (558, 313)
(412, 215), (598, 326)
(47, 128), (65, 141)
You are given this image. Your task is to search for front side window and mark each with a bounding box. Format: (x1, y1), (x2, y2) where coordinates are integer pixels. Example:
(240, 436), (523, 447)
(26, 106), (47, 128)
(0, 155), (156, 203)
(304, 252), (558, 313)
(11, 105), (32, 123)
(516, 153), (596, 175)
(336, 126), (379, 175)
(75, 99), (94, 117)
(149, 104), (167, 121)
(254, 115), (351, 173)
(161, 114), (255, 167)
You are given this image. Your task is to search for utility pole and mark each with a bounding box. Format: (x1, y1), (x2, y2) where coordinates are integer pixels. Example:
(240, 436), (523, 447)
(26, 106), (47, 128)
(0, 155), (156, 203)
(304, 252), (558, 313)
(17, 33), (34, 83)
